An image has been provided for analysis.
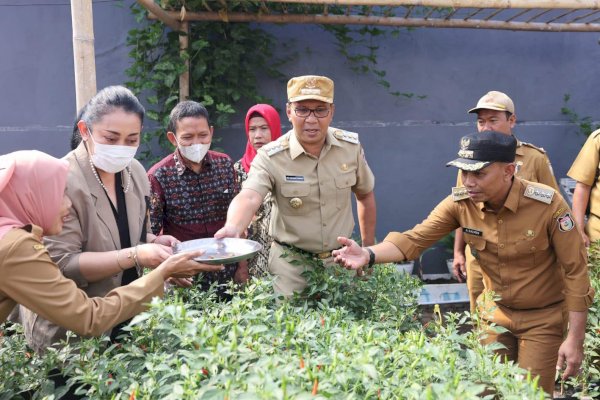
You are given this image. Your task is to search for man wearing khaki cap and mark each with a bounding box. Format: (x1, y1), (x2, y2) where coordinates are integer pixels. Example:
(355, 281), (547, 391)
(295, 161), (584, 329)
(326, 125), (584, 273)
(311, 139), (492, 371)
(452, 91), (559, 312)
(216, 75), (376, 295)
(333, 131), (593, 395)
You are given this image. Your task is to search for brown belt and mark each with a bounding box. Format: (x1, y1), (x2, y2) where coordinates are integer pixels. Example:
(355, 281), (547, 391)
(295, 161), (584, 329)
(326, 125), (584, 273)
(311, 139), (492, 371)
(274, 240), (335, 260)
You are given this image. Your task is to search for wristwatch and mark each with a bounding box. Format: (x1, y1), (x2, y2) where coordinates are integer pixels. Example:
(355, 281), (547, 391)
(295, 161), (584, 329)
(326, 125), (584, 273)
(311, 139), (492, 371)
(366, 248), (375, 268)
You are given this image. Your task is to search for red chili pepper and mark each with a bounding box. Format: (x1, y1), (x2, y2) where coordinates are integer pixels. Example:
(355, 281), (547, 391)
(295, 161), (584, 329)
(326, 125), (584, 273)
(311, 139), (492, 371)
(129, 388), (136, 400)
(202, 368), (209, 376)
(311, 378), (319, 395)
(25, 352), (31, 359)
(378, 388), (381, 398)
(320, 316), (325, 327)
(300, 357), (305, 369)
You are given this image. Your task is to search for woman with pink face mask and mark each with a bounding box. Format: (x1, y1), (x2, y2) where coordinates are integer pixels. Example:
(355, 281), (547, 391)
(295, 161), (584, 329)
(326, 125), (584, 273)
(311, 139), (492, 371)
(18, 86), (190, 352)
(233, 104), (282, 277)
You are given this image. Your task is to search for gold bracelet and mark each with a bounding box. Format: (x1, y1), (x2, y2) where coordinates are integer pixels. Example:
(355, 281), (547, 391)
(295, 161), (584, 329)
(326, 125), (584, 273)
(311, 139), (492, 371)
(133, 245), (142, 269)
(116, 249), (126, 270)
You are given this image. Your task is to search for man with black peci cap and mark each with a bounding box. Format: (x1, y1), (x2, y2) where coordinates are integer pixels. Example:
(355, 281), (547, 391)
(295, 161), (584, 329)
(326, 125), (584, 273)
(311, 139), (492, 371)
(216, 75), (376, 296)
(453, 91), (559, 312)
(332, 131), (593, 395)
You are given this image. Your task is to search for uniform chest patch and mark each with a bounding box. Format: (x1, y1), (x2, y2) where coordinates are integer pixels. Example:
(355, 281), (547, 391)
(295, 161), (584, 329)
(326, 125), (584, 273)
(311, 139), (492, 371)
(558, 212), (575, 232)
(524, 184), (554, 204)
(452, 186), (469, 201)
(285, 175), (305, 182)
(463, 227), (482, 236)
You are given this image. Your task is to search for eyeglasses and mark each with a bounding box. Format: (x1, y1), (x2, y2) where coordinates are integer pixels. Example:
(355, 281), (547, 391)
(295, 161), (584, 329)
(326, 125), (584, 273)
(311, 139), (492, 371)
(293, 107), (330, 118)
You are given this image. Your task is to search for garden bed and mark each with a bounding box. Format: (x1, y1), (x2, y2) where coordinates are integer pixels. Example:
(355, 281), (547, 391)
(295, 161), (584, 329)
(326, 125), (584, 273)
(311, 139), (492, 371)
(1, 251), (599, 399)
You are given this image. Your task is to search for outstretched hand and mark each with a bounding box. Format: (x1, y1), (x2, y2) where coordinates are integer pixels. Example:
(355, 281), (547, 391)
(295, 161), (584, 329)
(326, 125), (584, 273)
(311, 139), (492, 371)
(214, 225), (242, 240)
(332, 236), (369, 270)
(157, 250), (224, 279)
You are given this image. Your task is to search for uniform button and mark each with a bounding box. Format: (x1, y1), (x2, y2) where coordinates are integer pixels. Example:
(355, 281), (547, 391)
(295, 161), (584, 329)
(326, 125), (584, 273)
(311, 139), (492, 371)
(531, 246), (536, 251)
(498, 219), (503, 224)
(499, 243), (505, 249)
(323, 223), (327, 227)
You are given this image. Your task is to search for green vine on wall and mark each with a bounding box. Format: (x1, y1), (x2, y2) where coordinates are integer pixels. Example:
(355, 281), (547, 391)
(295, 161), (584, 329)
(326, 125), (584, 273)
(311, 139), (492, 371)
(126, 2), (427, 161)
(561, 94), (600, 137)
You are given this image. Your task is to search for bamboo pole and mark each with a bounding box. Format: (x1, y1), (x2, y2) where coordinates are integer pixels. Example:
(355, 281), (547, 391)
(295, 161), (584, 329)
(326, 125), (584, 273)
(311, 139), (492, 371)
(179, 21), (190, 101)
(263, 0), (599, 8)
(149, 10), (600, 31)
(70, 0), (97, 111)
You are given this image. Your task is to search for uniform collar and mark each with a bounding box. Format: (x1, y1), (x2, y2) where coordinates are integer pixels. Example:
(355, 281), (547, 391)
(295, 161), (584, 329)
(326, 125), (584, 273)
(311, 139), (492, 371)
(288, 128), (340, 160)
(502, 178), (521, 213)
(478, 177), (520, 214)
(173, 149), (212, 175)
(515, 136), (525, 156)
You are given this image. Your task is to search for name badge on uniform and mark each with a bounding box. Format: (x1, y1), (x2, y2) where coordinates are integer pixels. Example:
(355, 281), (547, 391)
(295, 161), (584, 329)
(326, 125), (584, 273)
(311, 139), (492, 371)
(463, 227), (482, 237)
(285, 175), (304, 182)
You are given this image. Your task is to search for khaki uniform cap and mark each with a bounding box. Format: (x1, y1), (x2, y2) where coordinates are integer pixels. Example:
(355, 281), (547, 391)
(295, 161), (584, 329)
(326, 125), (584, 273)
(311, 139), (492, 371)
(468, 90), (515, 114)
(287, 75), (334, 104)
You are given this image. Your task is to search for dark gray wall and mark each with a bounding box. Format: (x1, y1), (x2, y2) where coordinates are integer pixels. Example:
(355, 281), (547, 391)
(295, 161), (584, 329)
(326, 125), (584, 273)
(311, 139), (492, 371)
(1, 2), (599, 240)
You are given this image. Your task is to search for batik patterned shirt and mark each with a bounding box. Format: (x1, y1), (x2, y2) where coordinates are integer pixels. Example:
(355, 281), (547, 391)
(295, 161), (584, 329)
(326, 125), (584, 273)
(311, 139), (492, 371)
(148, 150), (240, 297)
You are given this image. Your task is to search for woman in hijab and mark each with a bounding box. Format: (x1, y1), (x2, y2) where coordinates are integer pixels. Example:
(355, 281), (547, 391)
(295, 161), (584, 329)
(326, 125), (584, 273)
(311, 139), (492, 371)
(0, 150), (221, 332)
(19, 86), (191, 352)
(233, 104), (282, 277)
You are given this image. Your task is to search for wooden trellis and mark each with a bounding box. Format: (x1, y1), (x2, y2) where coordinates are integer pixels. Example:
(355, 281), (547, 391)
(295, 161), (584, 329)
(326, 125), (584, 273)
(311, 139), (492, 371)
(134, 0), (600, 101)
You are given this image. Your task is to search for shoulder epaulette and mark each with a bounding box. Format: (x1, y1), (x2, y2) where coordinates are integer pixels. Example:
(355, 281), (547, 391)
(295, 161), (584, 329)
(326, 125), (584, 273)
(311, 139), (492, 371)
(524, 183), (554, 204)
(521, 142), (546, 154)
(333, 129), (359, 144)
(451, 186), (469, 202)
(590, 129), (600, 139)
(265, 137), (289, 157)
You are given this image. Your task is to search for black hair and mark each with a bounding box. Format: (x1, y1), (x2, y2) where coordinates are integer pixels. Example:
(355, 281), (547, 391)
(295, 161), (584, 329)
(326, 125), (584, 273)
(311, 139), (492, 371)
(167, 101), (210, 134)
(80, 85), (145, 127)
(69, 104), (88, 150)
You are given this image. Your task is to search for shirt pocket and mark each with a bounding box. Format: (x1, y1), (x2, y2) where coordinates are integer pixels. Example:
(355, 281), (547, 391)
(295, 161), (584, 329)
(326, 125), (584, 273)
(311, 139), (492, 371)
(465, 235), (486, 261)
(515, 235), (550, 268)
(335, 172), (357, 210)
(279, 183), (311, 216)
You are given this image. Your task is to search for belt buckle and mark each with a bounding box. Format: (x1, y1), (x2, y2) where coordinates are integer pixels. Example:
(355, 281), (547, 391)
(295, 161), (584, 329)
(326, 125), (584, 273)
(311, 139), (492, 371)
(316, 251), (331, 259)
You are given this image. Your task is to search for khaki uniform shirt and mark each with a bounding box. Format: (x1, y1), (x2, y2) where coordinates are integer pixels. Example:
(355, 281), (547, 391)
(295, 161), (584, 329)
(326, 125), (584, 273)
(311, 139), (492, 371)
(456, 139), (558, 189)
(568, 129), (600, 232)
(243, 127), (375, 253)
(0, 226), (163, 338)
(385, 178), (594, 312)
(457, 138), (559, 275)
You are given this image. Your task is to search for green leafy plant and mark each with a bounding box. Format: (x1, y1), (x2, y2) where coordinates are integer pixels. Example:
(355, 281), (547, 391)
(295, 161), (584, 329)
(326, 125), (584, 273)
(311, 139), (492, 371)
(0, 255), (555, 399)
(126, 2), (425, 162)
(561, 94), (600, 137)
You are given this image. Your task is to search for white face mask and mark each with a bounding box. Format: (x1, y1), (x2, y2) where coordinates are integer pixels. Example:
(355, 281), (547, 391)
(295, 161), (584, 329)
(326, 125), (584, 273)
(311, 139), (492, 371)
(176, 139), (210, 164)
(88, 132), (138, 173)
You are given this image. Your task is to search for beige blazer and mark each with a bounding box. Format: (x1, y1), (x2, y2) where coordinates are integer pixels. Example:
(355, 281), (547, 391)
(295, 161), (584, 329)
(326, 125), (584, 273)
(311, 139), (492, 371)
(20, 143), (151, 352)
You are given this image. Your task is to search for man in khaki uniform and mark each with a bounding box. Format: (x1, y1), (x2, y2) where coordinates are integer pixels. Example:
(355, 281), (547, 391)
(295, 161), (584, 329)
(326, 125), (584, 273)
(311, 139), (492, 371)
(453, 91), (559, 311)
(333, 131), (594, 395)
(567, 128), (600, 247)
(215, 75), (376, 295)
